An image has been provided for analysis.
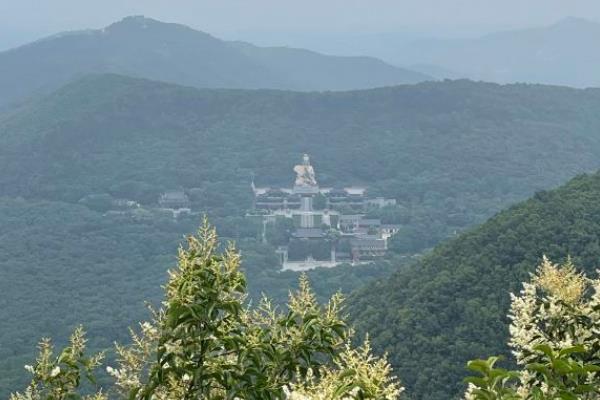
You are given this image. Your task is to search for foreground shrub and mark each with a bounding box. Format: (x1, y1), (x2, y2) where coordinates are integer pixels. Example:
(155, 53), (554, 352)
(465, 256), (600, 399)
(10, 326), (105, 400)
(12, 221), (401, 400)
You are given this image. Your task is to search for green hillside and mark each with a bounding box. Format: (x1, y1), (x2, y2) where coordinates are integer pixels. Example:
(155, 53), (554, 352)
(4, 74), (600, 247)
(348, 172), (600, 399)
(0, 16), (430, 108)
(4, 75), (600, 396)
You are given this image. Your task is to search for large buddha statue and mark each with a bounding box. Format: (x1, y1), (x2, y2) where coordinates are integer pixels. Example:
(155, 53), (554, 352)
(293, 154), (317, 187)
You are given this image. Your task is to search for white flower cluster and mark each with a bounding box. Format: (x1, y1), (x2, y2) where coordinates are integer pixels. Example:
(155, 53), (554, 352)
(285, 341), (403, 400)
(508, 257), (600, 395)
(49, 366), (61, 378)
(463, 383), (477, 400)
(11, 327), (106, 400)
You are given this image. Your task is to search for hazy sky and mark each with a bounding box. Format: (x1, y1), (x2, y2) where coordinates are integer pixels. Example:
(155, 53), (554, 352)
(2, 0), (600, 50)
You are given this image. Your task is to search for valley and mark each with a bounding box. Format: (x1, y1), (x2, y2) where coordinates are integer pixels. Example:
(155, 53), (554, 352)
(3, 9), (600, 398)
(3, 74), (600, 396)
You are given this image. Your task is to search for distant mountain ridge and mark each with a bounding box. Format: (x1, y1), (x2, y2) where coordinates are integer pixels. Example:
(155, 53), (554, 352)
(397, 17), (600, 87)
(0, 16), (431, 108)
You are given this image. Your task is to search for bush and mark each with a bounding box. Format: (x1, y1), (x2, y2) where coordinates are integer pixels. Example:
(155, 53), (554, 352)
(465, 257), (600, 399)
(11, 221), (402, 400)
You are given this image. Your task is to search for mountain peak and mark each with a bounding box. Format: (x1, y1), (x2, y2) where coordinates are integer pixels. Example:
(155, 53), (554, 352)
(106, 15), (163, 31)
(121, 15), (150, 22)
(101, 16), (220, 44)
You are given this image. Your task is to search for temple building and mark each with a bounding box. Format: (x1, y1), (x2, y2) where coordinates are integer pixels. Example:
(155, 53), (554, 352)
(158, 190), (190, 209)
(250, 154), (400, 269)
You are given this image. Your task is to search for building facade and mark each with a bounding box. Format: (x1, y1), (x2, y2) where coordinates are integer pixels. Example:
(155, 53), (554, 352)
(250, 154), (399, 267)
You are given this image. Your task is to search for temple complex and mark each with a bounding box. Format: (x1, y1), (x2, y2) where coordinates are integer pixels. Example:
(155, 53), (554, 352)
(251, 154), (399, 270)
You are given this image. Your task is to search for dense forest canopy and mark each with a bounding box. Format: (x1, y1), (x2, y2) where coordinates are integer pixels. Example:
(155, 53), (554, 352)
(347, 172), (600, 400)
(3, 74), (600, 248)
(4, 75), (600, 397)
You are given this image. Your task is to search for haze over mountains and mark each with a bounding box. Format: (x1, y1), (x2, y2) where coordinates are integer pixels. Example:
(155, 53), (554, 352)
(218, 17), (600, 89)
(3, 14), (599, 112)
(398, 17), (600, 87)
(0, 16), (431, 109)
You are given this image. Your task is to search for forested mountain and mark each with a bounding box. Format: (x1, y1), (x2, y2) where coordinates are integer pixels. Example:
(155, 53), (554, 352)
(3, 74), (600, 241)
(4, 75), (600, 395)
(0, 15), (430, 108)
(397, 17), (600, 87)
(348, 172), (600, 399)
(3, 74), (600, 254)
